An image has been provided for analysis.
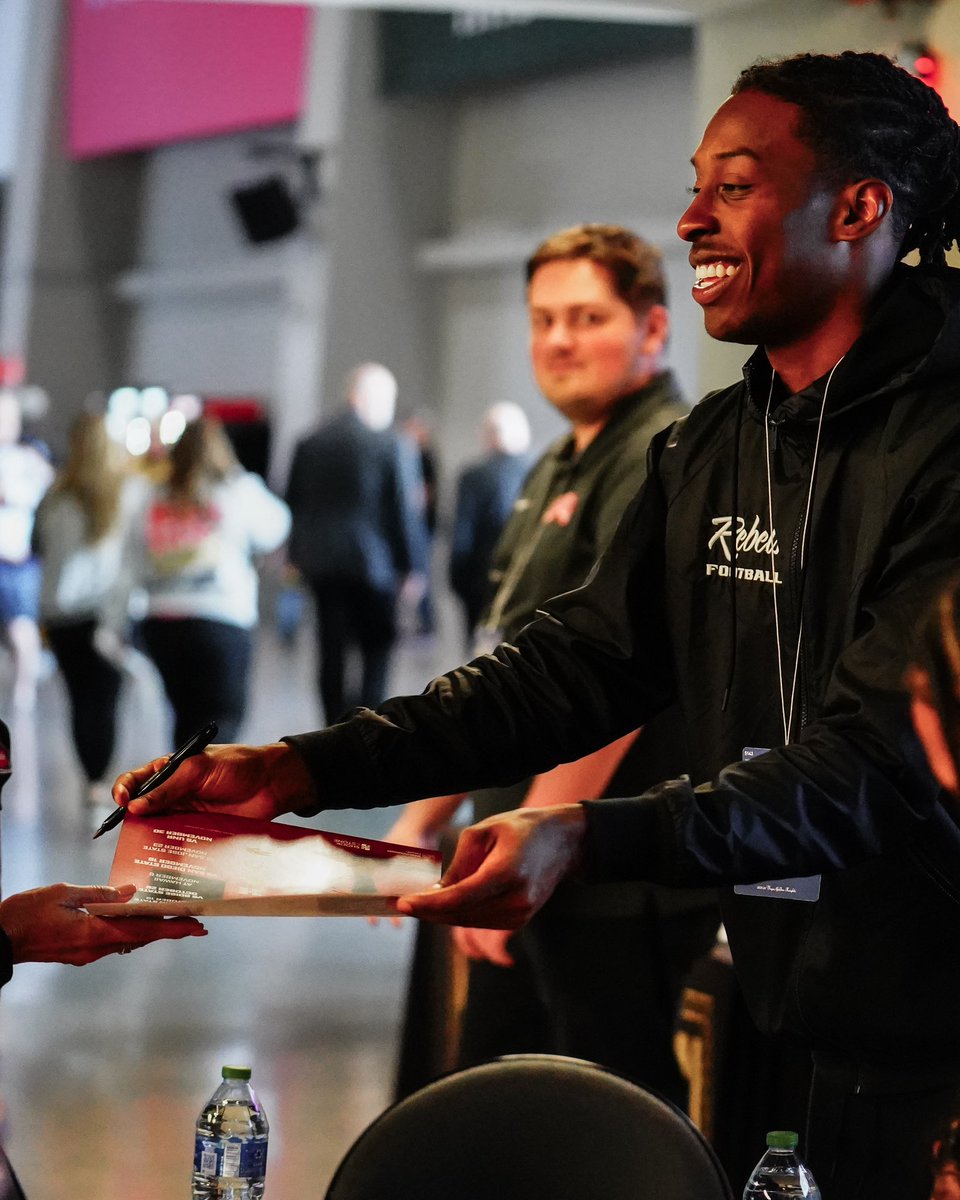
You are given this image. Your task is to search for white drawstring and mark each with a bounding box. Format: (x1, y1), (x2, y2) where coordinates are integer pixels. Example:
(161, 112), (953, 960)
(764, 356), (844, 744)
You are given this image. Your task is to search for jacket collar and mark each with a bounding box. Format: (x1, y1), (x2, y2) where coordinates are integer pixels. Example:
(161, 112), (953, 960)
(741, 264), (960, 425)
(553, 370), (683, 466)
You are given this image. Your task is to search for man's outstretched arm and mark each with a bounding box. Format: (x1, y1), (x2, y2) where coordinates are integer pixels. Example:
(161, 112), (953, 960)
(113, 740), (318, 820)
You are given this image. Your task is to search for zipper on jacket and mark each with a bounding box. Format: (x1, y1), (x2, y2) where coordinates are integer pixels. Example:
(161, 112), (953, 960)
(798, 641), (809, 735)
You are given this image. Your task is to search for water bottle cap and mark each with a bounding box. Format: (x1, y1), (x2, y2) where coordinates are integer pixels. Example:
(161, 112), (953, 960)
(221, 1065), (252, 1080)
(766, 1130), (799, 1149)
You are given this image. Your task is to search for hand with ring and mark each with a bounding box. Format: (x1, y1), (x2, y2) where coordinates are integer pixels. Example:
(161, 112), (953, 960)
(0, 883), (206, 966)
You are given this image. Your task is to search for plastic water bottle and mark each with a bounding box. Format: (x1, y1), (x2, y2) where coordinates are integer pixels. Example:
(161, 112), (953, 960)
(743, 1130), (822, 1199)
(192, 1065), (269, 1199)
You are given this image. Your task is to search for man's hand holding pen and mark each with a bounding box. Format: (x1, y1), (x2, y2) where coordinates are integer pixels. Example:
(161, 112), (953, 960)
(94, 721), (221, 839)
(111, 741), (316, 823)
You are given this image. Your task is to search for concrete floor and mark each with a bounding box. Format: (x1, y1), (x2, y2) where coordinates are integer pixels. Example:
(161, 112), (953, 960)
(0, 602), (455, 1198)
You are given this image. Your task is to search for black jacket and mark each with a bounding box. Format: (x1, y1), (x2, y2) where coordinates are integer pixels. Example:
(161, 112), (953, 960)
(288, 265), (960, 1064)
(480, 375), (688, 646)
(448, 450), (531, 630)
(460, 375), (711, 920)
(285, 410), (427, 591)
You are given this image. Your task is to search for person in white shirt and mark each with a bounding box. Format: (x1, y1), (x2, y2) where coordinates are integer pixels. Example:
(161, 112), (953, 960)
(0, 390), (53, 712)
(34, 414), (146, 805)
(137, 416), (290, 747)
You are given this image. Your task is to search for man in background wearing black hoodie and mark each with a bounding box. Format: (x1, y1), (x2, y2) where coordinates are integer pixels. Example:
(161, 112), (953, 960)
(116, 52), (960, 1199)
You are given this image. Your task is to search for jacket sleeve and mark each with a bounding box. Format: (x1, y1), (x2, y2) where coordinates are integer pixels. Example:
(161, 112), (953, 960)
(284, 445), (680, 810)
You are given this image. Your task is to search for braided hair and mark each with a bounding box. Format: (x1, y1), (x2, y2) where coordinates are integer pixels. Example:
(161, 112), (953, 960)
(733, 51), (960, 265)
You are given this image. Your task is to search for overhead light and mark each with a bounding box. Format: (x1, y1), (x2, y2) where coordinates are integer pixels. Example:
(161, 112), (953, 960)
(125, 416), (152, 458)
(902, 42), (941, 88)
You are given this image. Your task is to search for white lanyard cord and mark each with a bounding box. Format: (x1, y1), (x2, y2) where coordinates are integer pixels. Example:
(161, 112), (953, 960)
(763, 356), (844, 744)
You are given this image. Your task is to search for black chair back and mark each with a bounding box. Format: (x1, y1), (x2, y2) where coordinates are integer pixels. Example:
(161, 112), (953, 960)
(326, 1052), (734, 1200)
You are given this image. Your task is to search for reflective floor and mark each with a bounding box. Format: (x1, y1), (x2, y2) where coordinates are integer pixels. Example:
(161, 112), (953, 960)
(0, 603), (454, 1198)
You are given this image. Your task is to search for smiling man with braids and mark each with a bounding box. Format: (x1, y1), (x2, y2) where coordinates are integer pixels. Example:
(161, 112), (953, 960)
(115, 52), (960, 1196)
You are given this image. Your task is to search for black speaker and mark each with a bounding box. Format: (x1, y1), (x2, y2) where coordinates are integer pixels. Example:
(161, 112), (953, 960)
(229, 175), (300, 243)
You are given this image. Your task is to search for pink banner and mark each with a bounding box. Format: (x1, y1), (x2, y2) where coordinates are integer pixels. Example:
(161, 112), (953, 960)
(68, 0), (310, 160)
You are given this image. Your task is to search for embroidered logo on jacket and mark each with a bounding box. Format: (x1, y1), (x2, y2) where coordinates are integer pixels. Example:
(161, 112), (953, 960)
(541, 492), (580, 527)
(706, 514), (782, 583)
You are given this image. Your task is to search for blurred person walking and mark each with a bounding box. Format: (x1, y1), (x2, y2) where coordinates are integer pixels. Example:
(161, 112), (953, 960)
(137, 417), (290, 746)
(0, 390), (53, 712)
(402, 412), (439, 638)
(448, 402), (532, 651)
(285, 363), (428, 723)
(34, 414), (146, 805)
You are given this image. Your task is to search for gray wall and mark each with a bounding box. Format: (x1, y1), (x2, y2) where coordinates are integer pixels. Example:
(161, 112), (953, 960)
(5, 0), (947, 475)
(121, 9), (452, 488)
(126, 131), (293, 398)
(318, 9), (453, 430)
(5, 1), (143, 456)
(431, 48), (700, 484)
(121, 10), (701, 495)
(0, 0), (29, 182)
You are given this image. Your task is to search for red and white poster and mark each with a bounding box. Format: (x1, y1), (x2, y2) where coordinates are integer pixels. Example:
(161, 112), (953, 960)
(67, 0), (310, 160)
(90, 812), (442, 916)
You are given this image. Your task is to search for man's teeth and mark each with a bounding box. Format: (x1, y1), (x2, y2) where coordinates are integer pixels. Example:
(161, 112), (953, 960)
(694, 262), (739, 288)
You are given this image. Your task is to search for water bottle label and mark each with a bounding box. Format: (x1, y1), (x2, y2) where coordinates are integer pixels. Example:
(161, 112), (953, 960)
(194, 1136), (268, 1180)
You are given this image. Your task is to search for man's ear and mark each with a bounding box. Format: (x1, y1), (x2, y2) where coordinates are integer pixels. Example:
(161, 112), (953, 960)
(911, 690), (960, 795)
(640, 303), (670, 353)
(833, 179), (895, 243)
